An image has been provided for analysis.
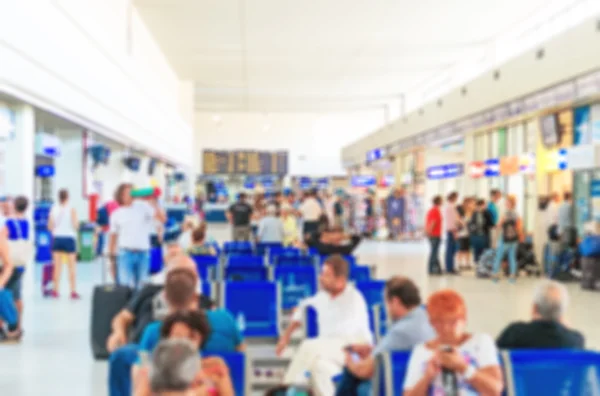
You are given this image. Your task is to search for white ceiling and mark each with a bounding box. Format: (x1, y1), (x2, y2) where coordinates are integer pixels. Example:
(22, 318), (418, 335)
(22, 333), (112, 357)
(135, 0), (550, 112)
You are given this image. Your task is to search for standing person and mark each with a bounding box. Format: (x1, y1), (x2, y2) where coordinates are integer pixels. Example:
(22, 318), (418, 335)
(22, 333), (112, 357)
(281, 204), (300, 247)
(364, 191), (375, 238)
(227, 192), (253, 242)
(109, 184), (166, 289)
(333, 193), (344, 229)
(48, 189), (80, 299)
(299, 188), (322, 239)
(491, 195), (523, 283)
(444, 192), (460, 275)
(386, 188), (406, 240)
(257, 205), (285, 243)
(557, 192), (575, 251)
(469, 199), (494, 264)
(425, 196), (443, 275)
(3, 196), (31, 336)
(487, 189), (502, 248)
(455, 197), (473, 270)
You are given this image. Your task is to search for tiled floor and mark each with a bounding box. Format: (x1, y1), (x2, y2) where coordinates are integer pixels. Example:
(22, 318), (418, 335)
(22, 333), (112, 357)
(1, 225), (599, 395)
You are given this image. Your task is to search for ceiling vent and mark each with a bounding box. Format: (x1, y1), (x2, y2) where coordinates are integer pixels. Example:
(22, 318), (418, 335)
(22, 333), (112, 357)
(536, 48), (545, 60)
(461, 87), (468, 96)
(437, 99), (443, 107)
(493, 70), (501, 80)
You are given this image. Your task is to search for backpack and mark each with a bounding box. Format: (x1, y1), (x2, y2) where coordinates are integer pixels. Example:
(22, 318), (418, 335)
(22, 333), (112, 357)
(97, 205), (110, 227)
(502, 212), (519, 242)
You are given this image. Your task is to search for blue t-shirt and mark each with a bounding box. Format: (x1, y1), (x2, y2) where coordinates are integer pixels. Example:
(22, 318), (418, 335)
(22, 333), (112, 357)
(487, 202), (498, 226)
(387, 196), (405, 218)
(139, 309), (243, 355)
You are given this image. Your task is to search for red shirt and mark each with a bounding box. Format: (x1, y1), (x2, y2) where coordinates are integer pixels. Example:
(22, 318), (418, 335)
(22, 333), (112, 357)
(426, 206), (442, 237)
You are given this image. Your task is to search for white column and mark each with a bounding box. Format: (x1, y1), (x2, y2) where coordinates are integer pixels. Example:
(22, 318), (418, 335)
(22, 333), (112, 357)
(53, 129), (88, 221)
(5, 104), (35, 297)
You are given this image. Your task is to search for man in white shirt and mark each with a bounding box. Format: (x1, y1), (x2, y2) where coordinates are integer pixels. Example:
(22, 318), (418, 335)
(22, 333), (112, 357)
(300, 189), (323, 239)
(109, 184), (166, 289)
(276, 254), (372, 396)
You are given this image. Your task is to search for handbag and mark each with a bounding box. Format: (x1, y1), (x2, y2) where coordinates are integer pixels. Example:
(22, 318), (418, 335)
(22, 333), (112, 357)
(7, 219), (33, 267)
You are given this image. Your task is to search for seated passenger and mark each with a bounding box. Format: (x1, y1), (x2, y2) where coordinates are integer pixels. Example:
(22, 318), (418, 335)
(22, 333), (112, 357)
(106, 255), (201, 352)
(257, 205), (285, 243)
(404, 289), (503, 396)
(187, 225), (217, 256)
(304, 227), (362, 256)
(134, 337), (234, 396)
(177, 217), (197, 252)
(335, 277), (434, 396)
(281, 204), (300, 247)
(496, 280), (584, 349)
(276, 255), (372, 396)
(108, 265), (202, 396)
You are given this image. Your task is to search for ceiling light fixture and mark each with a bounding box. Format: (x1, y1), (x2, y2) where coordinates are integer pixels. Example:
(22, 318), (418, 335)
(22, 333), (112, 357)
(212, 114), (222, 123)
(264, 124), (271, 131)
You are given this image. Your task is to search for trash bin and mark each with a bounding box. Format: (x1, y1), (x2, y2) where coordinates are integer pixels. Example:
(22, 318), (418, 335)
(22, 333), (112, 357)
(78, 223), (96, 262)
(35, 225), (52, 263)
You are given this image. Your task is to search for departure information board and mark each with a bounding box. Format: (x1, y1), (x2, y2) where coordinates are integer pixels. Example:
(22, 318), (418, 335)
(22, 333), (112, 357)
(202, 150), (289, 175)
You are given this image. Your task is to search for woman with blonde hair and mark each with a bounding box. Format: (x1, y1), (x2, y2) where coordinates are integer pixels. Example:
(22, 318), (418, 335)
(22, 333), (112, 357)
(403, 289), (503, 396)
(491, 194), (523, 283)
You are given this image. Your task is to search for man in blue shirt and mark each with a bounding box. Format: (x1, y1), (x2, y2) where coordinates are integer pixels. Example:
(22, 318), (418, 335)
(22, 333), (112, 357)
(335, 277), (435, 396)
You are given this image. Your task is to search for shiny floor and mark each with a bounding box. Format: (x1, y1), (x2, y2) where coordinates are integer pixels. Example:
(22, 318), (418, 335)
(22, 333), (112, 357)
(1, 225), (599, 395)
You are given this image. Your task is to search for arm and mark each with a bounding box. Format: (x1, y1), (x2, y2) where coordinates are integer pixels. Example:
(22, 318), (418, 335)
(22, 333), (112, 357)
(276, 296), (316, 355)
(106, 309), (135, 352)
(460, 365), (503, 395)
(47, 211), (55, 233)
(151, 200), (167, 224)
(0, 226), (14, 288)
(226, 205), (233, 224)
(347, 355), (376, 379)
(71, 208), (78, 232)
(403, 348), (437, 396)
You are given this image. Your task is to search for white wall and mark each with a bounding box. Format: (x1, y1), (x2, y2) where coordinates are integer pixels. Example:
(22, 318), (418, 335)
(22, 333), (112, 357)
(0, 0), (193, 166)
(342, 14), (600, 165)
(195, 110), (385, 176)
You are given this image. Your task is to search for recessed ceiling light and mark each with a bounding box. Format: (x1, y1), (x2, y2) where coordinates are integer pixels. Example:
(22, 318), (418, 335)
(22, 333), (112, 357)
(212, 114), (222, 123)
(264, 124), (271, 131)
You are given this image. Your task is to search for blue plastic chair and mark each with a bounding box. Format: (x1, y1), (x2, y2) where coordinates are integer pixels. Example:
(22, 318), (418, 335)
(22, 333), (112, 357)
(269, 247), (303, 264)
(356, 280), (387, 334)
(227, 255), (263, 267)
(256, 242), (283, 257)
(351, 266), (371, 282)
(274, 265), (318, 309)
(191, 255), (219, 281)
(305, 305), (319, 338)
(224, 264), (270, 281)
(203, 351), (249, 396)
(507, 349), (600, 396)
(276, 255), (315, 266)
(223, 241), (253, 255)
(222, 281), (280, 338)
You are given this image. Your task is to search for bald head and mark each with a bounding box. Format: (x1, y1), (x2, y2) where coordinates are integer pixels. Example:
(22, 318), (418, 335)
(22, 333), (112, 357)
(533, 280), (569, 321)
(169, 254), (197, 276)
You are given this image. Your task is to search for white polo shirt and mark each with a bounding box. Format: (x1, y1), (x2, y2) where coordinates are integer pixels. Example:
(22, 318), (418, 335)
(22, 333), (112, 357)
(292, 283), (373, 344)
(300, 198), (322, 222)
(109, 200), (155, 251)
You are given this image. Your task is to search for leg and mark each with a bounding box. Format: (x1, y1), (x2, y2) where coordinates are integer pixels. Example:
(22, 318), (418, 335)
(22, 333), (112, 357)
(117, 250), (135, 288)
(52, 251), (64, 295)
(445, 232), (456, 273)
(427, 238), (435, 274)
(311, 357), (345, 396)
(334, 368), (362, 396)
(507, 243), (518, 280)
(67, 252), (78, 294)
(136, 251), (150, 289)
(108, 344), (140, 396)
(492, 239), (506, 278)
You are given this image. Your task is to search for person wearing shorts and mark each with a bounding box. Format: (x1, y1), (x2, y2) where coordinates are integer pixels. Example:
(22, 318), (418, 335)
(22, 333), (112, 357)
(48, 189), (80, 299)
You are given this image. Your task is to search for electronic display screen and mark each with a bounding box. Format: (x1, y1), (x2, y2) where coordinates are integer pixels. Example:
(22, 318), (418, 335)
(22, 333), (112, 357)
(202, 150), (288, 175)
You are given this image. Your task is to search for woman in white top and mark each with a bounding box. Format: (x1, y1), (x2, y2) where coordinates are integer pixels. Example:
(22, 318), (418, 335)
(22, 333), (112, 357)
(404, 289), (503, 396)
(47, 189), (80, 299)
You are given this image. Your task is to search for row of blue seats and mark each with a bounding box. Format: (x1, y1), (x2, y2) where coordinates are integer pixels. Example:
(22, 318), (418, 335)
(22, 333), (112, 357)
(206, 280), (387, 338)
(374, 349), (600, 396)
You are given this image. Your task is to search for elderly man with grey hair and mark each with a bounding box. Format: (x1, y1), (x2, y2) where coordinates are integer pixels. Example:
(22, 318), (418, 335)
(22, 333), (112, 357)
(496, 280), (584, 349)
(149, 339), (200, 396)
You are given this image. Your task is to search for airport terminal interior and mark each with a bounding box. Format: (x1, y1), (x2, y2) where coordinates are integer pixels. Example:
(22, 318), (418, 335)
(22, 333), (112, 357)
(3, 1), (600, 395)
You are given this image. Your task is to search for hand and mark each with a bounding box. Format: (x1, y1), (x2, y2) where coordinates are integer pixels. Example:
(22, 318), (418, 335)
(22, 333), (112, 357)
(425, 354), (441, 380)
(438, 348), (468, 373)
(349, 344), (372, 359)
(106, 331), (126, 353)
(275, 335), (290, 356)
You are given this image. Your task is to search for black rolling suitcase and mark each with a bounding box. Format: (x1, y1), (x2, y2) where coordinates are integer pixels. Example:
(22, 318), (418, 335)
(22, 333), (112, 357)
(581, 257), (600, 291)
(90, 258), (133, 359)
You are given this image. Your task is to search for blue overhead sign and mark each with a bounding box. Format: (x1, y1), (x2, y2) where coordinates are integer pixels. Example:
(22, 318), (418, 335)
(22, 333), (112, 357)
(351, 175), (376, 187)
(426, 164), (463, 180)
(484, 158), (500, 177)
(366, 148), (386, 163)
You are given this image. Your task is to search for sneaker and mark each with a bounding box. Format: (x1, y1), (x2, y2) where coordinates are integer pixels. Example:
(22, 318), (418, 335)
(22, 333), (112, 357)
(70, 292), (81, 300)
(0, 329), (22, 344)
(49, 290), (59, 299)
